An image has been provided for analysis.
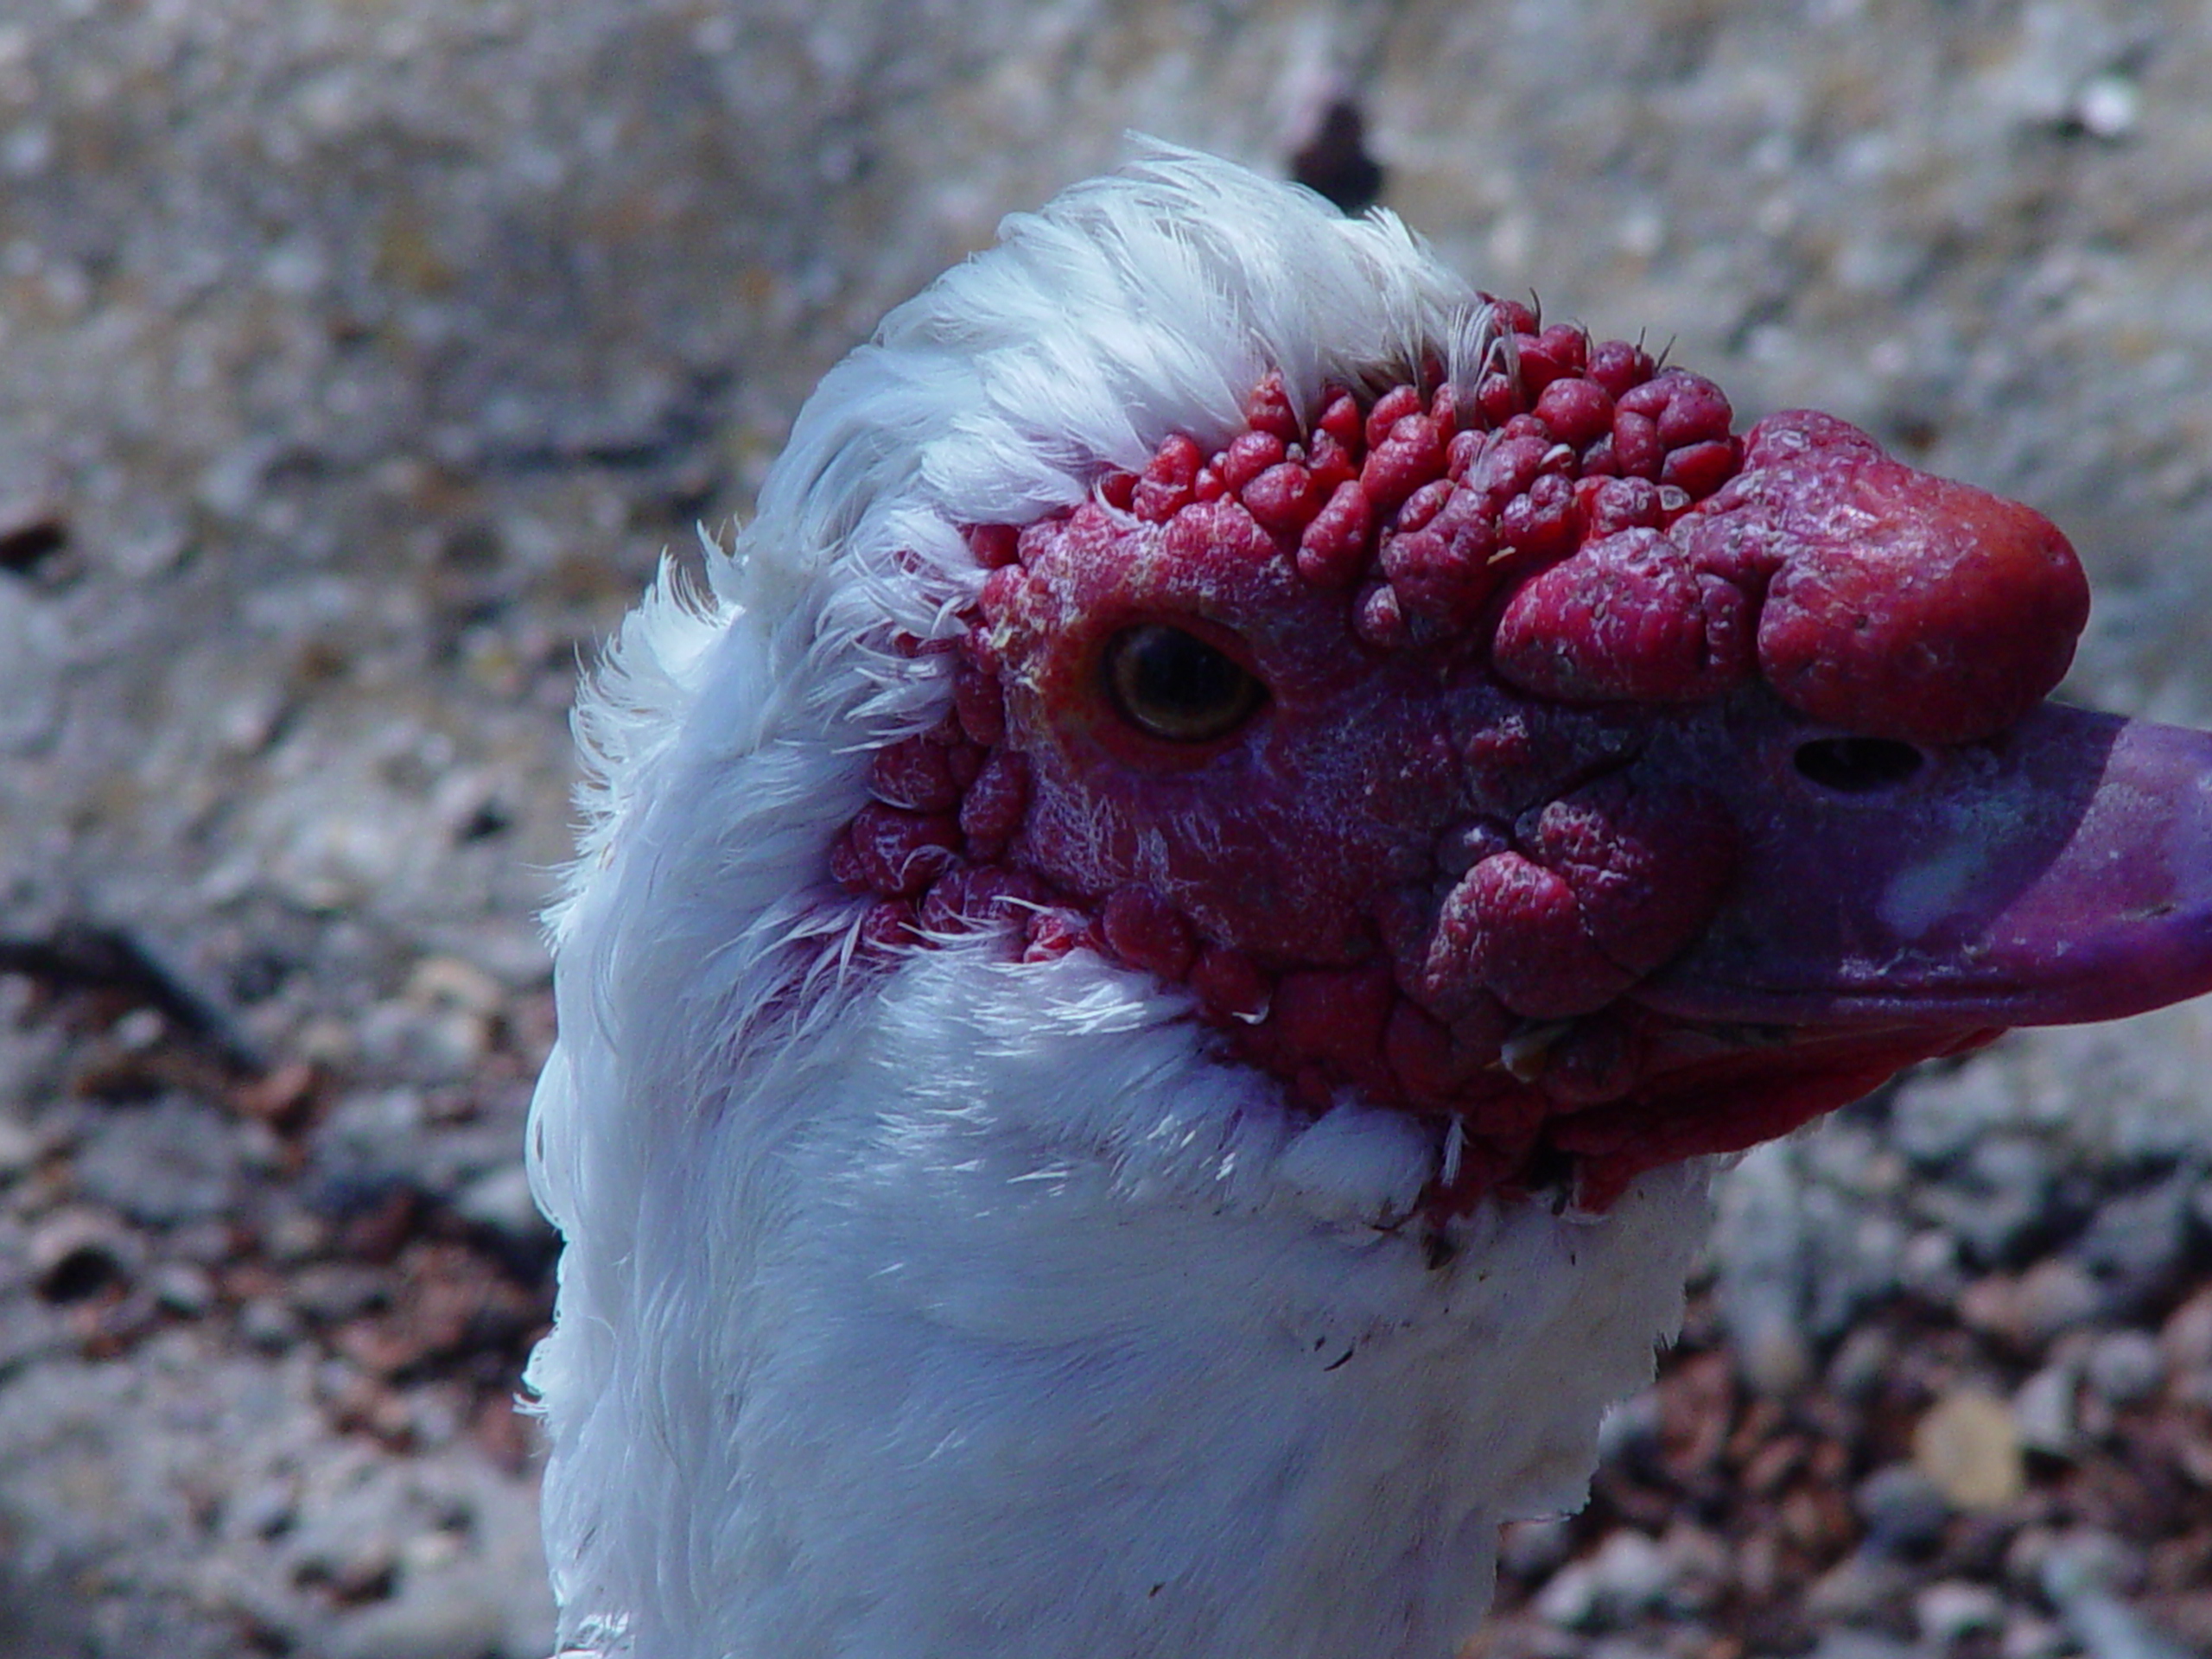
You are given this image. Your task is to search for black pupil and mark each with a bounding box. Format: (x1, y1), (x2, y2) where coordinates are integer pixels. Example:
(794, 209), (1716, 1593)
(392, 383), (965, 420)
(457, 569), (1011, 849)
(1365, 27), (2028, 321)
(1106, 625), (1262, 741)
(1794, 736), (1924, 793)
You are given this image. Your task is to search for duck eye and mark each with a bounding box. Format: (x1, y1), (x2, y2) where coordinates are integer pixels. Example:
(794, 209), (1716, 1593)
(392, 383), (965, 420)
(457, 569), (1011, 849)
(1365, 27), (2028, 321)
(1102, 624), (1267, 743)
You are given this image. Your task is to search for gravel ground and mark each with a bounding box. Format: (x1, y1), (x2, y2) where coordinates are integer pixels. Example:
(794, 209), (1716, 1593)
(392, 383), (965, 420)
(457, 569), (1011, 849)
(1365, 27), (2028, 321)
(1, 3), (2208, 1656)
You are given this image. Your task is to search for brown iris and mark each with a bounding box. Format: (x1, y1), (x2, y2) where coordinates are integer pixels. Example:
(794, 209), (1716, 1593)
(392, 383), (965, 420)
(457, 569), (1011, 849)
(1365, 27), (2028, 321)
(1102, 623), (1267, 744)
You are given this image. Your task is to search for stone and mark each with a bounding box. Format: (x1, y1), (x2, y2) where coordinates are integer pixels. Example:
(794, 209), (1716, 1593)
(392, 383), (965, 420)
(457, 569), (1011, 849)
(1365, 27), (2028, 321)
(2012, 1363), (2080, 1457)
(1498, 1516), (1575, 1580)
(2160, 1286), (2212, 1383)
(1854, 1463), (1951, 1554)
(1826, 1325), (1897, 1400)
(26, 1205), (139, 1302)
(1807, 1553), (1917, 1624)
(2083, 1331), (2165, 1408)
(1583, 1529), (1673, 1618)
(327, 1568), (506, 1659)
(75, 1094), (243, 1227)
(1805, 1630), (1916, 1659)
(151, 1262), (215, 1318)
(1960, 1138), (2057, 1259)
(454, 1166), (551, 1252)
(2013, 1257), (2113, 1343)
(1913, 1389), (2024, 1510)
(1898, 1228), (1966, 1301)
(1916, 1580), (2005, 1644)
(2000, 1611), (2069, 1659)
(1534, 1530), (1676, 1630)
(2037, 1529), (2146, 1603)
(2072, 1179), (2193, 1311)
(238, 1297), (303, 1352)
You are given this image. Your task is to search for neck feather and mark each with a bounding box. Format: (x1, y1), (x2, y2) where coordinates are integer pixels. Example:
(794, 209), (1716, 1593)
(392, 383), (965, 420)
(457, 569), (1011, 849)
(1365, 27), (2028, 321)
(529, 940), (1711, 1659)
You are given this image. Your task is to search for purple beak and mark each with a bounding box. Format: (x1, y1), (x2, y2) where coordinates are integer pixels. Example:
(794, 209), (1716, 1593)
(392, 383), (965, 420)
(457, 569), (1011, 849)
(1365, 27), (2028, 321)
(1637, 700), (2212, 1031)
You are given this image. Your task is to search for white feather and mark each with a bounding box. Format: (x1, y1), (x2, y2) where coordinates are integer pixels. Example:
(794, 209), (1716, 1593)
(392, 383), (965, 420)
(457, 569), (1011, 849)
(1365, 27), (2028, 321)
(526, 144), (1713, 1659)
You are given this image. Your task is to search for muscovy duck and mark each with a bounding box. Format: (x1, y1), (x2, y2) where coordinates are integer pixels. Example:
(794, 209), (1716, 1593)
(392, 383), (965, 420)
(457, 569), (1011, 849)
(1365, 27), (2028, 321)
(524, 148), (2212, 1659)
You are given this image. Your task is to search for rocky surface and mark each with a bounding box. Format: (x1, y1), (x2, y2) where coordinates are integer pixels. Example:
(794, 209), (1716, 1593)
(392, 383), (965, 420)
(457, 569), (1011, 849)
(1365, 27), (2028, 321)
(1, 2), (2208, 1656)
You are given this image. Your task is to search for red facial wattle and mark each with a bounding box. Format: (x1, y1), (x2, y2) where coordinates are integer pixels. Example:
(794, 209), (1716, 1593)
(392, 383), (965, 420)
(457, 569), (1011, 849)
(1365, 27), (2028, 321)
(826, 305), (2212, 1211)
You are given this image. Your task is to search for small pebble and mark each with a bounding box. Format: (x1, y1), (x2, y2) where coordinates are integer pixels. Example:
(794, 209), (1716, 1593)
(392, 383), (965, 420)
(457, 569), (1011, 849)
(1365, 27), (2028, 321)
(2040, 1532), (2190, 1659)
(2083, 1330), (2164, 1408)
(1739, 1316), (1814, 1396)
(1899, 1228), (1966, 1300)
(2072, 1179), (2192, 1307)
(1535, 1529), (1672, 1630)
(1595, 1389), (1662, 1461)
(1535, 1558), (1601, 1630)
(1854, 1463), (1951, 1554)
(1805, 1630), (1917, 1659)
(239, 1296), (303, 1351)
(290, 1263), (388, 1325)
(1913, 1389), (2024, 1510)
(2060, 1596), (2195, 1659)
(2012, 1363), (2079, 1456)
(2014, 1257), (2110, 1341)
(111, 1007), (166, 1052)
(1807, 1554), (1917, 1624)
(2073, 73), (2140, 140)
(227, 1480), (301, 1542)
(76, 1095), (242, 1226)
(2037, 1529), (2145, 1601)
(2161, 1285), (2212, 1372)
(1498, 1516), (1574, 1578)
(1826, 1325), (1896, 1400)
(1891, 1064), (2017, 1169)
(1584, 1529), (1672, 1617)
(151, 1262), (215, 1317)
(2001, 1611), (2069, 1659)
(1916, 1579), (2005, 1644)
(402, 954), (506, 1017)
(0, 1114), (39, 1178)
(454, 1165), (552, 1249)
(1949, 1135), (2057, 1267)
(28, 1206), (137, 1301)
(265, 1205), (334, 1263)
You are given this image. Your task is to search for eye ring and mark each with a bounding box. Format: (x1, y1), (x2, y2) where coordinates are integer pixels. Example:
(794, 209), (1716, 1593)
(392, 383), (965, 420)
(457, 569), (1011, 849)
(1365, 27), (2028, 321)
(1101, 623), (1268, 744)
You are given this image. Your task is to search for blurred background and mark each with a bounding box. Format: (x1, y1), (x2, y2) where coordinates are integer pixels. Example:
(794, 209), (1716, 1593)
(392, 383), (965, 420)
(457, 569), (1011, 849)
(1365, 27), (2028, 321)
(1, 2), (2209, 1656)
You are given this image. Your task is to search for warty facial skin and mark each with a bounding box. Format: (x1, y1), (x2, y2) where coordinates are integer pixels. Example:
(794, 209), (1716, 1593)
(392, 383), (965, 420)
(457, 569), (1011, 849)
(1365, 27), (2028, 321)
(524, 149), (2212, 1659)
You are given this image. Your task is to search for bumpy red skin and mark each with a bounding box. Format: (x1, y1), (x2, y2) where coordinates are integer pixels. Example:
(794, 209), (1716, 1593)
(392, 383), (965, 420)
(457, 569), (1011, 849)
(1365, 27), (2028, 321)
(1727, 413), (2090, 744)
(826, 323), (2090, 1212)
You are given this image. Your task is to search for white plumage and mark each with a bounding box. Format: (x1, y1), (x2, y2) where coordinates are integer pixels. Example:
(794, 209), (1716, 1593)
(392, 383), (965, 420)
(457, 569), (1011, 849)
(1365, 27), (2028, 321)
(524, 147), (2212, 1659)
(525, 149), (1707, 1659)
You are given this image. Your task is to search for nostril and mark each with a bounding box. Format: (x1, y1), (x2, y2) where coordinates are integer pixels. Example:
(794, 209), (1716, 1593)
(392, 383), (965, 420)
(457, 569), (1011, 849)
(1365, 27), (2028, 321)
(1794, 736), (1925, 794)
